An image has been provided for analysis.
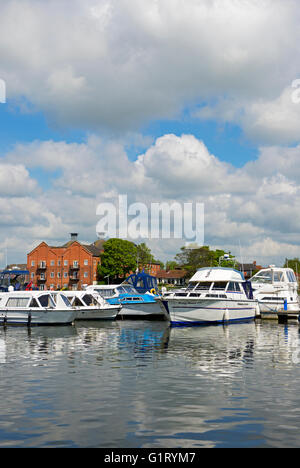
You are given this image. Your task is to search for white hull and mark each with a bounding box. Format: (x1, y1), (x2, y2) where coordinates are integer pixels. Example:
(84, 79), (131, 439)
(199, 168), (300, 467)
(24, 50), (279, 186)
(164, 298), (257, 326)
(74, 306), (121, 321)
(118, 301), (167, 318)
(0, 308), (75, 326)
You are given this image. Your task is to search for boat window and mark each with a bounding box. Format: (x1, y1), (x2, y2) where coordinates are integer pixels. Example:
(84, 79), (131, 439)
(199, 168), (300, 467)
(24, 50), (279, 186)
(227, 282), (241, 292)
(251, 270), (272, 283)
(287, 271), (296, 283)
(189, 293), (201, 297)
(82, 294), (98, 306)
(94, 288), (115, 297)
(195, 282), (212, 290)
(187, 282), (198, 290)
(60, 294), (72, 307)
(118, 285), (138, 294)
(6, 297), (29, 308)
(73, 297), (83, 306)
(273, 272), (284, 282)
(29, 298), (39, 308)
(38, 294), (55, 308)
(262, 297), (284, 301)
(206, 293), (227, 298)
(212, 281), (228, 291)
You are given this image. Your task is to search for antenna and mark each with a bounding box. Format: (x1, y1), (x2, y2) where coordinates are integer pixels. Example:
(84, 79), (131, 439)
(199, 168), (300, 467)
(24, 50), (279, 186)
(239, 240), (244, 275)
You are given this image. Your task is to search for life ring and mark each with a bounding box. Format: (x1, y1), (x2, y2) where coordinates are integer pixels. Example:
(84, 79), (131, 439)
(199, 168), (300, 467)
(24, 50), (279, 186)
(150, 288), (156, 295)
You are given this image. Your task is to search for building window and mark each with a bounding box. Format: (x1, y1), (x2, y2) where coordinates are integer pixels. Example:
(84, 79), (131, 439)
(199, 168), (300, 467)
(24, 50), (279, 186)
(50, 260), (55, 266)
(64, 260), (68, 266)
(57, 272), (61, 278)
(64, 271), (68, 278)
(84, 272), (88, 278)
(31, 261), (35, 266)
(58, 260), (61, 266)
(31, 273), (35, 279)
(84, 259), (88, 266)
(50, 272), (54, 278)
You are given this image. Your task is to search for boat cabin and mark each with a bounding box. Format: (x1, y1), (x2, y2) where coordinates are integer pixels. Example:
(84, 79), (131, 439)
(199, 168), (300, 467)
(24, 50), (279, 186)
(163, 267), (253, 299)
(250, 267), (297, 285)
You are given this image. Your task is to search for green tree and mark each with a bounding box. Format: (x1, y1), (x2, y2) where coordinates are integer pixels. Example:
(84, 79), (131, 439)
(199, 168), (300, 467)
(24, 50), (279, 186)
(99, 238), (137, 282)
(165, 260), (179, 271)
(283, 258), (300, 273)
(174, 245), (236, 278)
(137, 243), (155, 268)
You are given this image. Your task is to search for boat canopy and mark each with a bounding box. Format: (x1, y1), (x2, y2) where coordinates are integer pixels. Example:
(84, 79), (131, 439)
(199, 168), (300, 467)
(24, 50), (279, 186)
(125, 271), (158, 293)
(0, 269), (31, 292)
(250, 267), (297, 284)
(189, 267), (245, 284)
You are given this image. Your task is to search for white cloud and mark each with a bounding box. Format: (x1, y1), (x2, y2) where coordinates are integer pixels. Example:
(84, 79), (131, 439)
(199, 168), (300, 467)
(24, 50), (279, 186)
(1, 0), (300, 139)
(0, 163), (38, 196)
(2, 133), (300, 267)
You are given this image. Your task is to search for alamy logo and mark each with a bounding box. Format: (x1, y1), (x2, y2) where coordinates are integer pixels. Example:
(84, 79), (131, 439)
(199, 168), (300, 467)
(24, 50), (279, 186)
(0, 79), (6, 104)
(96, 195), (204, 247)
(291, 79), (300, 104)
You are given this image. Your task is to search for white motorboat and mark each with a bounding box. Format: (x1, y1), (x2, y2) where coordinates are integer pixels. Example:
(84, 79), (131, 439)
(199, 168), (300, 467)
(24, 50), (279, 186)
(85, 284), (167, 319)
(0, 291), (76, 326)
(250, 266), (300, 318)
(62, 291), (121, 320)
(161, 267), (259, 326)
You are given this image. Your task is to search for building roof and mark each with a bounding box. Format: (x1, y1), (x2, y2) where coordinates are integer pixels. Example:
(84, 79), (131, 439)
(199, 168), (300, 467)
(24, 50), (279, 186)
(28, 238), (105, 257)
(155, 269), (187, 279)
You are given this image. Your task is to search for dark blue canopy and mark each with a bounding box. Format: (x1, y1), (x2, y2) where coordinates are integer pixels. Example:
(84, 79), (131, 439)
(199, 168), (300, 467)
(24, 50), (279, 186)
(125, 271), (158, 294)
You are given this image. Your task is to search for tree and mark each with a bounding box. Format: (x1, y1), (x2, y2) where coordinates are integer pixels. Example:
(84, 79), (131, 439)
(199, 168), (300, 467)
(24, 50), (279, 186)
(284, 258), (300, 273)
(165, 260), (179, 271)
(174, 245), (236, 278)
(137, 243), (155, 268)
(98, 238), (138, 282)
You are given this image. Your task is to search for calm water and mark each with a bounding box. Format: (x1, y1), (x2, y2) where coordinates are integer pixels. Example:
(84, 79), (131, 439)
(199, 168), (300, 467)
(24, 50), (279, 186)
(0, 319), (300, 448)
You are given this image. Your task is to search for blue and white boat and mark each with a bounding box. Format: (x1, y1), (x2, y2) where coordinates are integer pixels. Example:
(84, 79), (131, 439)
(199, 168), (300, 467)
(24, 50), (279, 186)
(85, 281), (167, 319)
(161, 267), (259, 327)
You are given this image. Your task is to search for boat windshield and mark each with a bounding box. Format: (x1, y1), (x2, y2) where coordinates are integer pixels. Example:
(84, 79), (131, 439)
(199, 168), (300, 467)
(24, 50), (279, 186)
(82, 294), (99, 306)
(251, 270), (273, 284)
(117, 285), (138, 294)
(38, 294), (56, 308)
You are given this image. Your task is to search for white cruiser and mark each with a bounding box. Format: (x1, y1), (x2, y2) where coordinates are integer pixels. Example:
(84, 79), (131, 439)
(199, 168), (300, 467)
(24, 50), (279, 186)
(250, 266), (300, 318)
(0, 291), (76, 326)
(161, 267), (258, 326)
(63, 291), (121, 321)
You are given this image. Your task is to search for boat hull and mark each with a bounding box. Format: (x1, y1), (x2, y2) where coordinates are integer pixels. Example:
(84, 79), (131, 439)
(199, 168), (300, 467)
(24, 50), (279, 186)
(0, 308), (75, 326)
(115, 300), (168, 319)
(164, 298), (257, 326)
(258, 300), (300, 319)
(74, 306), (121, 321)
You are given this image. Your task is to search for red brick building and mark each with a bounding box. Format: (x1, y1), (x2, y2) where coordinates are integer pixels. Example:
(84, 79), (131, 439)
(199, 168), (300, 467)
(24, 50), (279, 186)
(155, 269), (187, 286)
(27, 234), (104, 290)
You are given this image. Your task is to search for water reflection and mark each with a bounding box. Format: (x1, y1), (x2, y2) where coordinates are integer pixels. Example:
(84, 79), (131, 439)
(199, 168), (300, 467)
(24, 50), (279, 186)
(0, 320), (300, 447)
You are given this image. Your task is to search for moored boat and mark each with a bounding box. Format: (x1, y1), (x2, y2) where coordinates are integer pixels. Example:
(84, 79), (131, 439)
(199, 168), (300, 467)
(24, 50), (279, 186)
(0, 291), (76, 326)
(85, 283), (167, 319)
(250, 266), (300, 319)
(62, 290), (121, 320)
(161, 267), (259, 326)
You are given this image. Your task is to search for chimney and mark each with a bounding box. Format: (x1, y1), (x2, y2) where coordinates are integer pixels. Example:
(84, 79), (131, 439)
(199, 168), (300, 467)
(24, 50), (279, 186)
(70, 233), (78, 241)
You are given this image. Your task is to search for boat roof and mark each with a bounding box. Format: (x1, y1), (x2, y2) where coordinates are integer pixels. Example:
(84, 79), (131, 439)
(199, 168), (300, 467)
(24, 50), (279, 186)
(0, 269), (29, 276)
(190, 267), (245, 283)
(255, 266), (293, 272)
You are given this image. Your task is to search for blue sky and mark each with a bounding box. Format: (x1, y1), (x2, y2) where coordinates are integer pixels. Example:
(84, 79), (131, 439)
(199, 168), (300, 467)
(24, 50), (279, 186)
(1, 0), (300, 267)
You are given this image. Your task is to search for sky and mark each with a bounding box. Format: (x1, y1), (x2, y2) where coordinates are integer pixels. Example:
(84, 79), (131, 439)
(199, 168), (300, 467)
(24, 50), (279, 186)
(1, 0), (300, 267)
